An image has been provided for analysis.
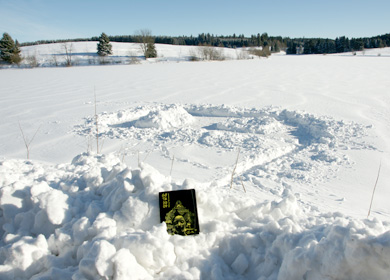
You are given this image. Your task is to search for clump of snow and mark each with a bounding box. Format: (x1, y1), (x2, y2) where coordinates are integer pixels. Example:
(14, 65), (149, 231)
(1, 153), (390, 279)
(133, 104), (195, 129)
(76, 104), (195, 137)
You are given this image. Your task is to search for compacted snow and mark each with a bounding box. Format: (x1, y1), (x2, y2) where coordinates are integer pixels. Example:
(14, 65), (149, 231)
(1, 42), (390, 279)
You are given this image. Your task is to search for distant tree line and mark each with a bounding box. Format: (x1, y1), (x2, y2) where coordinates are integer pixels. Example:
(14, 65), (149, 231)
(286, 34), (390, 54)
(18, 32), (390, 55)
(94, 33), (285, 51)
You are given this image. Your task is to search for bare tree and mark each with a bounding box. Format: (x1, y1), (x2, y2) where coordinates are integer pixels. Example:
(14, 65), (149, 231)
(136, 29), (151, 55)
(62, 42), (73, 66)
(25, 52), (39, 67)
(128, 50), (140, 64)
(248, 47), (271, 58)
(197, 45), (225, 61)
(135, 29), (157, 59)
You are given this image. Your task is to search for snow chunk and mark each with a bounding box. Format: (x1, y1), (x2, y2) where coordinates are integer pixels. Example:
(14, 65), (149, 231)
(112, 249), (151, 280)
(31, 182), (69, 225)
(0, 235), (48, 279)
(231, 253), (249, 275)
(77, 240), (116, 279)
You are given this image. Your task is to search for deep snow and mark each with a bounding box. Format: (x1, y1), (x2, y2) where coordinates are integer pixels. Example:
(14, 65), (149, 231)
(1, 42), (390, 279)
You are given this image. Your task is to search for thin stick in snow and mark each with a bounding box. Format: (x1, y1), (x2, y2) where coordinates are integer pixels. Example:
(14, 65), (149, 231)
(137, 150), (151, 167)
(230, 148), (240, 189)
(143, 150), (151, 163)
(94, 88), (99, 154)
(367, 161), (382, 218)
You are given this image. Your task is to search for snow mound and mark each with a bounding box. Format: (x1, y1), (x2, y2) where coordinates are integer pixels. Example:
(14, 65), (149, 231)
(132, 104), (195, 129)
(76, 104), (195, 135)
(0, 153), (390, 279)
(77, 104), (371, 149)
(75, 104), (373, 185)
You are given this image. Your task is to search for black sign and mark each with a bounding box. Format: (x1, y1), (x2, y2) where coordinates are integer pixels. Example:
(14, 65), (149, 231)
(159, 189), (200, 236)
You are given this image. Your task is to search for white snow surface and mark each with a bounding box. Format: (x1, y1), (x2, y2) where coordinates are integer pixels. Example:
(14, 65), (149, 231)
(1, 42), (390, 279)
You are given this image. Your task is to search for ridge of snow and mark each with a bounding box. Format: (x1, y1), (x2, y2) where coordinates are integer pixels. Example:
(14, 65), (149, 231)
(1, 153), (389, 279)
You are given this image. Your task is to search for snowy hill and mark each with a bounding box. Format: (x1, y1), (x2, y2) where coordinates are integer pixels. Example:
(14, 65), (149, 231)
(1, 42), (390, 279)
(15, 41), (390, 68)
(17, 41), (250, 67)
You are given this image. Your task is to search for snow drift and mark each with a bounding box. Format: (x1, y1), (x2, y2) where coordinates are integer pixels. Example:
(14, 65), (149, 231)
(1, 152), (390, 279)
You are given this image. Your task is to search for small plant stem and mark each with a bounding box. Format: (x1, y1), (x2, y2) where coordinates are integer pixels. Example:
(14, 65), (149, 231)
(94, 88), (99, 154)
(18, 121), (41, 160)
(230, 148), (240, 189)
(367, 162), (382, 218)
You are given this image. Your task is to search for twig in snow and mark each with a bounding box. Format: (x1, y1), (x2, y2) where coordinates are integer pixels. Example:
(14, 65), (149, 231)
(143, 150), (151, 163)
(18, 121), (41, 160)
(230, 148), (240, 189)
(137, 150), (151, 167)
(367, 161), (382, 218)
(94, 88), (99, 154)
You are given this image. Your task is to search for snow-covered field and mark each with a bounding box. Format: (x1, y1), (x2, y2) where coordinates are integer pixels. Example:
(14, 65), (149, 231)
(16, 41), (246, 67)
(1, 42), (390, 279)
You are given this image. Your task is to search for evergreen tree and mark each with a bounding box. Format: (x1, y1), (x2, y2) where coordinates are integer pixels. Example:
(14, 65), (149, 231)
(0, 33), (22, 64)
(256, 34), (261, 46)
(286, 41), (297, 54)
(145, 42), (157, 58)
(335, 36), (350, 53)
(273, 42), (280, 53)
(97, 32), (113, 56)
(350, 39), (364, 51)
(303, 40), (316, 54)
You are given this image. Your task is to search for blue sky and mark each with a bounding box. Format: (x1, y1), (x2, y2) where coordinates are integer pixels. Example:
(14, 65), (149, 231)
(1, 0), (389, 43)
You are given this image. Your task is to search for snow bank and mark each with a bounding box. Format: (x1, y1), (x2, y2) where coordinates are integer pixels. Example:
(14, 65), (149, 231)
(76, 104), (195, 138)
(75, 104), (373, 185)
(78, 104), (371, 150)
(1, 153), (389, 279)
